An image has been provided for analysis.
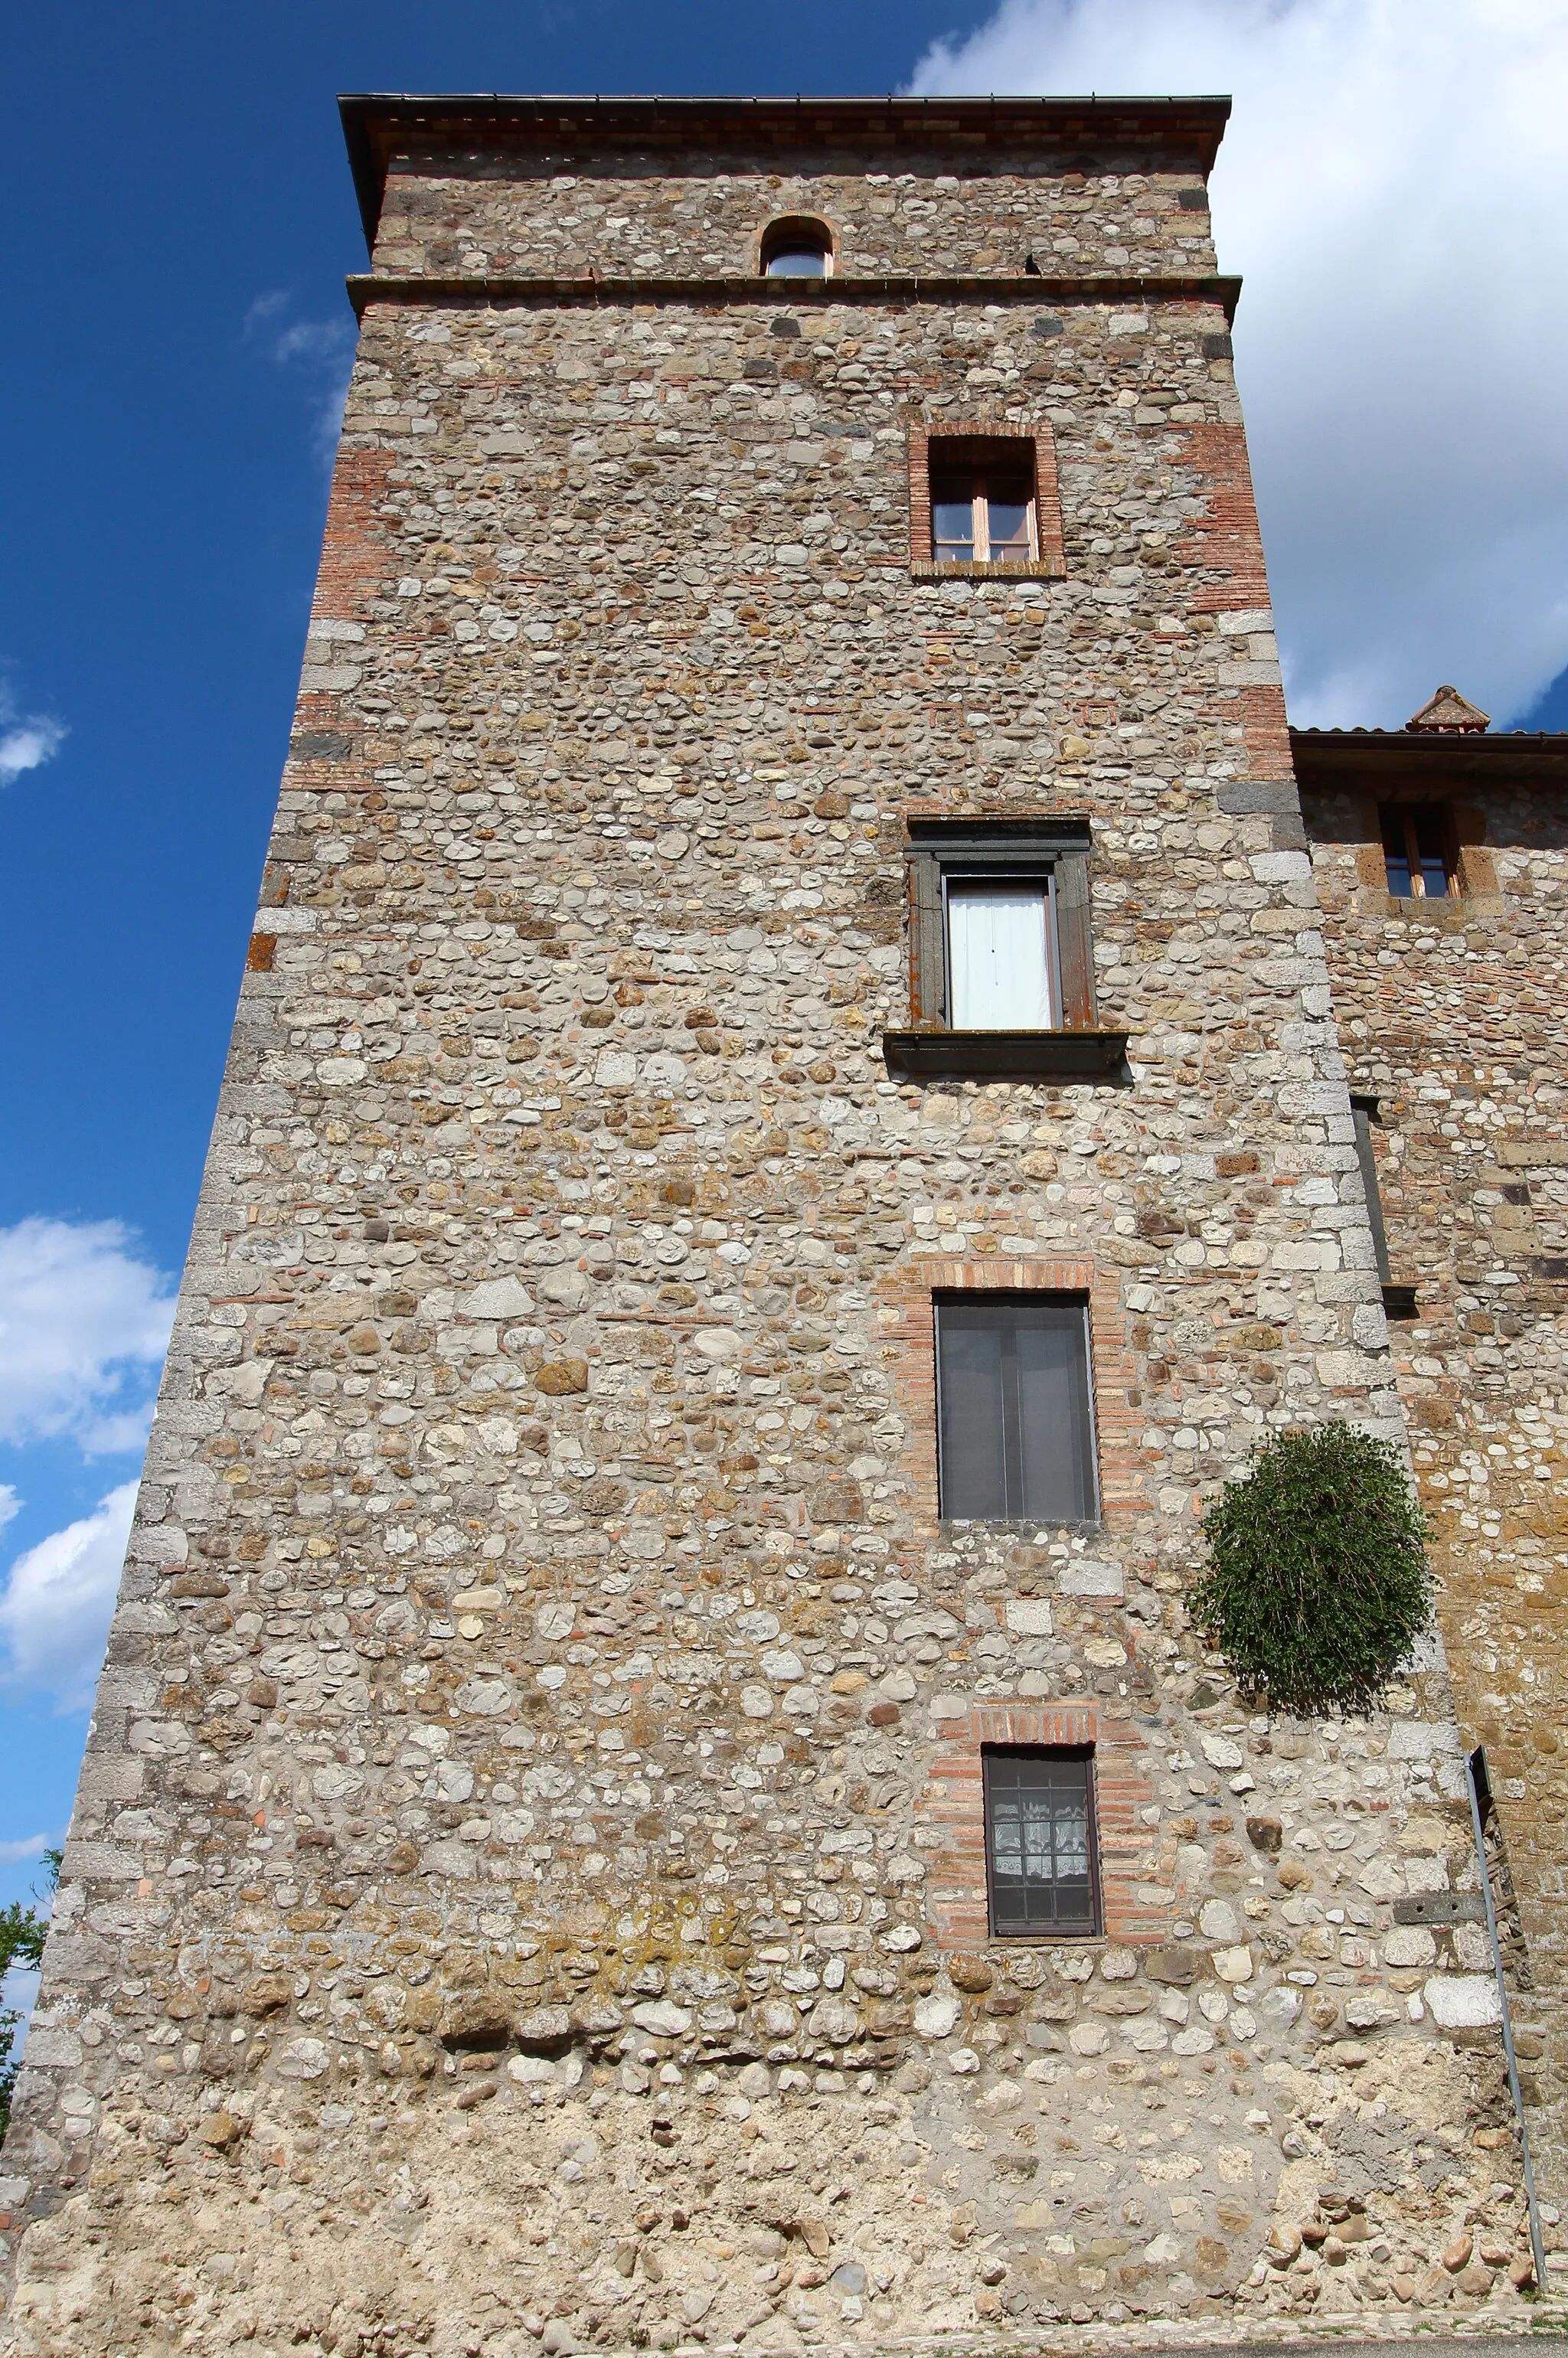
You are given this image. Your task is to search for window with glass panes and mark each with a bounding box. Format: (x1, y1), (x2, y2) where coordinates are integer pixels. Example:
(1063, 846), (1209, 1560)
(983, 1747), (1099, 1935)
(930, 450), (1037, 565)
(1380, 803), (1455, 897)
(935, 1295), (1099, 1521)
(908, 424), (1065, 578)
(760, 219), (833, 277)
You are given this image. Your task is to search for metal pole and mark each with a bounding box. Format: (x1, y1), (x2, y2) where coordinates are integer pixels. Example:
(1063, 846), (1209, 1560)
(1466, 1744), (1549, 2294)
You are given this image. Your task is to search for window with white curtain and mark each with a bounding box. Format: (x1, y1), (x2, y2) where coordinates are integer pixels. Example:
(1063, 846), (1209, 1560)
(945, 877), (1056, 1029)
(902, 818), (1099, 1049)
(983, 1747), (1100, 1935)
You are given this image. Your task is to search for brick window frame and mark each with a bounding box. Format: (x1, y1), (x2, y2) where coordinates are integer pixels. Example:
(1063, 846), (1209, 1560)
(983, 1742), (1101, 1935)
(877, 1257), (1146, 1530)
(920, 1703), (1168, 1948)
(934, 1290), (1099, 1523)
(909, 421), (1065, 581)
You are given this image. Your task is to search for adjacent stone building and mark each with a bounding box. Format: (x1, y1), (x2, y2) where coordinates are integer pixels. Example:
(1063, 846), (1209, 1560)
(1299, 692), (1568, 2226)
(1, 93), (1553, 2358)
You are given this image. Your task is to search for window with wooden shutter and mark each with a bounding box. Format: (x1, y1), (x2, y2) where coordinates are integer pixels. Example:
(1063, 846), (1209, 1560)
(1379, 802), (1456, 897)
(884, 818), (1125, 1079)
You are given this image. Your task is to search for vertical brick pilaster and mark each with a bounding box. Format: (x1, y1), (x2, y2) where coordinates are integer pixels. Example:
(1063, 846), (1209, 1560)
(906, 423), (933, 567)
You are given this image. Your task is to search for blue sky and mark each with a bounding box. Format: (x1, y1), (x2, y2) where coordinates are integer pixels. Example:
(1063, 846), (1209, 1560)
(3, 0), (1568, 1917)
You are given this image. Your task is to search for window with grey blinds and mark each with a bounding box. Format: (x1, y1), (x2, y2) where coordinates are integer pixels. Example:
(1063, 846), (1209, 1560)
(935, 1295), (1098, 1520)
(983, 1747), (1099, 1935)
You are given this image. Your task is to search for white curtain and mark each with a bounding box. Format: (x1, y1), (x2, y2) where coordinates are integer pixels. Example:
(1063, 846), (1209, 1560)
(947, 882), (1054, 1028)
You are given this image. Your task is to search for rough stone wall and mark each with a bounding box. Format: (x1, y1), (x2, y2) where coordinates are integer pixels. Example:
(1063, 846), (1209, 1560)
(371, 147), (1219, 280)
(0, 130), (1534, 2357)
(1306, 772), (1568, 2206)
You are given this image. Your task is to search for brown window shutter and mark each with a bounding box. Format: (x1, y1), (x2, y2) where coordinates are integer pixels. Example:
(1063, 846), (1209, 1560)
(1054, 853), (1096, 1027)
(909, 852), (944, 1022)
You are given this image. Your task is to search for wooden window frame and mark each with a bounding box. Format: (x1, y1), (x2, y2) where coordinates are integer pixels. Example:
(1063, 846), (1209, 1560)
(909, 423), (1065, 581)
(982, 1745), (1102, 1938)
(883, 818), (1128, 1078)
(931, 456), (1040, 567)
(1379, 801), (1459, 899)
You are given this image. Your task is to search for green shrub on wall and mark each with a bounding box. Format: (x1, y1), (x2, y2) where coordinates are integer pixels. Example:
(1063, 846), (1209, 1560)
(1189, 1422), (1432, 1716)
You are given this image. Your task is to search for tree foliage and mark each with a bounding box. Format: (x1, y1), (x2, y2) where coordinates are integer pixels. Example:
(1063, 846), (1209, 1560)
(1189, 1423), (1432, 1716)
(0, 1850), (60, 2143)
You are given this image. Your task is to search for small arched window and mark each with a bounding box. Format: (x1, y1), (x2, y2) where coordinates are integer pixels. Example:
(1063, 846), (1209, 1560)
(760, 217), (834, 278)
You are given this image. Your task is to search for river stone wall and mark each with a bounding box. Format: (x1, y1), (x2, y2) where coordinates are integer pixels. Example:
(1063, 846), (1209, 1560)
(0, 111), (1535, 2358)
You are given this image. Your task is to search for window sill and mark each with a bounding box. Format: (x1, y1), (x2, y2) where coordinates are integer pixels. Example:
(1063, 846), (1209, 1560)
(883, 1027), (1129, 1080)
(986, 1929), (1103, 1945)
(911, 560), (1065, 582)
(936, 1515), (1104, 1534)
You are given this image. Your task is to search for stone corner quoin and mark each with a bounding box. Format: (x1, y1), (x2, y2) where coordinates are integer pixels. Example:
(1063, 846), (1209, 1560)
(2, 93), (1553, 2358)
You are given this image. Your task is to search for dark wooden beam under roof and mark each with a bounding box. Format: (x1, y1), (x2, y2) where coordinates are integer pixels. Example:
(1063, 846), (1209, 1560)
(1291, 728), (1568, 792)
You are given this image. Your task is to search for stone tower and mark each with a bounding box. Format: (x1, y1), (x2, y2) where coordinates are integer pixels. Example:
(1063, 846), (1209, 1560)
(1, 95), (1542, 2357)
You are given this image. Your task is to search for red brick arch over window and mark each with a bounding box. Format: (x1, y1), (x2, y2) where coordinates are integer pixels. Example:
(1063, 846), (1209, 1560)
(919, 1702), (1170, 1948)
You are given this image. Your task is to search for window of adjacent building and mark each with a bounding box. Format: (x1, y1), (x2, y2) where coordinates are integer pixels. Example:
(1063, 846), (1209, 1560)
(761, 219), (833, 277)
(931, 448), (1038, 566)
(983, 1746), (1100, 1936)
(935, 1295), (1099, 1521)
(1380, 803), (1455, 898)
(906, 821), (1096, 1033)
(1349, 1095), (1392, 1284)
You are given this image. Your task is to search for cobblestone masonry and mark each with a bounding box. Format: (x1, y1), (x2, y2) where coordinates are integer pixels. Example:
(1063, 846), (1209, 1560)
(1, 98), (1547, 2358)
(1302, 740), (1568, 2212)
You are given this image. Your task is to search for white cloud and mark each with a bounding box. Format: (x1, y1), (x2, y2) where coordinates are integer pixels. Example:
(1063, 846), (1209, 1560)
(0, 1834), (58, 1868)
(910, 0), (1568, 726)
(0, 1218), (175, 1453)
(245, 289), (356, 465)
(0, 674), (67, 787)
(0, 1482), (139, 1712)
